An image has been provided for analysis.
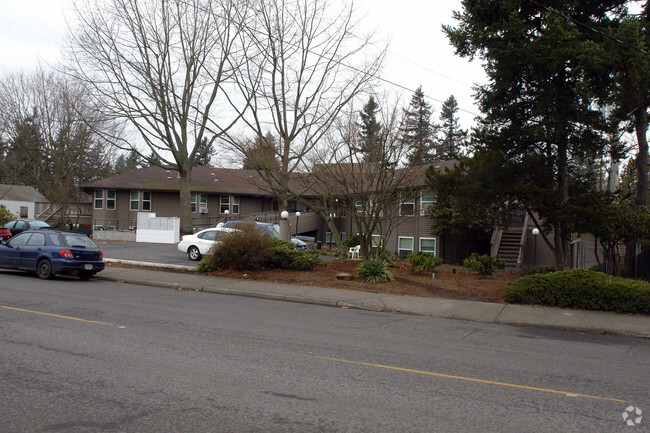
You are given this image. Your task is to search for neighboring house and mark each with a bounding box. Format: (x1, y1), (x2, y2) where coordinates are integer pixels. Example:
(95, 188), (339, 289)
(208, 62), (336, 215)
(0, 184), (49, 219)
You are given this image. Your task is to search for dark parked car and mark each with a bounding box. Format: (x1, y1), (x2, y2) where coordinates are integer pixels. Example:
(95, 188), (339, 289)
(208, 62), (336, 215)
(3, 219), (51, 236)
(0, 229), (105, 280)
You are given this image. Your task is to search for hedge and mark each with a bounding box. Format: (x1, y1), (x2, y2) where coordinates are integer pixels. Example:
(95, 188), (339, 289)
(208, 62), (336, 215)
(504, 269), (650, 315)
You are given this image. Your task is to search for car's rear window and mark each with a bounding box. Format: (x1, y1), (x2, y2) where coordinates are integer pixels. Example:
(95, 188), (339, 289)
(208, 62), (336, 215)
(30, 221), (50, 228)
(48, 234), (63, 246)
(62, 234), (98, 249)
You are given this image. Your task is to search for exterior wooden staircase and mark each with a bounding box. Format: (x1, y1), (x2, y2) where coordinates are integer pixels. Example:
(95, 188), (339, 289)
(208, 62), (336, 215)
(491, 212), (530, 268)
(496, 229), (524, 268)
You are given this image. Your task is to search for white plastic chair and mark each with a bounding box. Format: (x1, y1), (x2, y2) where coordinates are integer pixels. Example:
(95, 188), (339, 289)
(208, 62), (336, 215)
(347, 245), (360, 259)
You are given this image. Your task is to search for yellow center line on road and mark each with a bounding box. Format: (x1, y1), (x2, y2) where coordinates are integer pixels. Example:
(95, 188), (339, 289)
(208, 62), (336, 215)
(319, 356), (631, 404)
(1, 305), (113, 326)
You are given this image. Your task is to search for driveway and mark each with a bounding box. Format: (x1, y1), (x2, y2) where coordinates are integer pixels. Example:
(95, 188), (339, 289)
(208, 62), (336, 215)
(96, 240), (197, 268)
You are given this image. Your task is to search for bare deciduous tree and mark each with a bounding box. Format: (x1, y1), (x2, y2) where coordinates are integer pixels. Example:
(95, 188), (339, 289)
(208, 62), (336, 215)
(297, 97), (422, 259)
(65, 0), (248, 233)
(0, 68), (118, 223)
(227, 0), (385, 239)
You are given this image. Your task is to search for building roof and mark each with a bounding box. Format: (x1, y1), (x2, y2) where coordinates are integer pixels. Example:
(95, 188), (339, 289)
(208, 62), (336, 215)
(82, 166), (276, 196)
(0, 184), (49, 202)
(82, 161), (458, 197)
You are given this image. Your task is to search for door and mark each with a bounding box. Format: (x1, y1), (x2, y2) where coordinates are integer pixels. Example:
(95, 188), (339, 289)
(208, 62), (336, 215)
(19, 232), (46, 270)
(0, 232), (31, 268)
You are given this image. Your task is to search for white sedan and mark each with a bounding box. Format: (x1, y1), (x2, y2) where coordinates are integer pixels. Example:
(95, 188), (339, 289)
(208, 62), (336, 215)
(177, 228), (231, 261)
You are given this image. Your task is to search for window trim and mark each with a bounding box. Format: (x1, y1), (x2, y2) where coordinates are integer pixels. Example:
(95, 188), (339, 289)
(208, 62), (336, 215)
(94, 190), (104, 210)
(420, 194), (436, 216)
(398, 236), (414, 258)
(220, 195), (230, 214)
(129, 191), (140, 211)
(142, 191), (152, 211)
(399, 193), (416, 216)
(106, 190), (116, 210)
(419, 237), (437, 255)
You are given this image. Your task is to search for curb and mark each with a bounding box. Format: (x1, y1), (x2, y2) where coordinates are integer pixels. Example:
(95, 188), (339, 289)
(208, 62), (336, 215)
(97, 263), (650, 339)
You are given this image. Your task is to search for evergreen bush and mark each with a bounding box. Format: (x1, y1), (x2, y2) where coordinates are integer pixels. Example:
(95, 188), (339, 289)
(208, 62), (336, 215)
(269, 239), (322, 270)
(406, 251), (443, 274)
(463, 253), (505, 274)
(504, 269), (650, 314)
(377, 249), (394, 266)
(356, 258), (395, 283)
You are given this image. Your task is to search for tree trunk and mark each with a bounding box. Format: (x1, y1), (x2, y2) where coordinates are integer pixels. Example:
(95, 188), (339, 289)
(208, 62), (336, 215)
(179, 167), (193, 235)
(623, 108), (649, 276)
(554, 142), (571, 270)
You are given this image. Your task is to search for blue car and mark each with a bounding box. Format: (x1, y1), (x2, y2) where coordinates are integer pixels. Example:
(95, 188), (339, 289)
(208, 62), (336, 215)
(0, 229), (105, 280)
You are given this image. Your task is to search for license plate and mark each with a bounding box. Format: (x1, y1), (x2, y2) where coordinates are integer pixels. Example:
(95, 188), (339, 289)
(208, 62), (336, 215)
(84, 264), (93, 270)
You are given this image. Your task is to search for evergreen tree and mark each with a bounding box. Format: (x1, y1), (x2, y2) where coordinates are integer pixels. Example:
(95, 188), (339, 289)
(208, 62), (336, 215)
(242, 132), (280, 171)
(437, 95), (466, 160)
(357, 95), (383, 158)
(1, 113), (45, 188)
(194, 137), (215, 167)
(400, 86), (436, 166)
(444, 0), (624, 270)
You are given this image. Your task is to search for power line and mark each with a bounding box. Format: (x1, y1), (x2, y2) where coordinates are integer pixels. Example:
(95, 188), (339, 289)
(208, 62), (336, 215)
(526, 0), (649, 55)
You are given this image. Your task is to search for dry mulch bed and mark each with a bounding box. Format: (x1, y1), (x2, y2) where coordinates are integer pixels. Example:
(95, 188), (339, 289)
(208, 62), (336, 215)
(207, 258), (517, 303)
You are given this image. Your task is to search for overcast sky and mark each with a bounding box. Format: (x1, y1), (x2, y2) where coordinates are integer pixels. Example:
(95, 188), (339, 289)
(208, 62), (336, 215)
(0, 0), (486, 130)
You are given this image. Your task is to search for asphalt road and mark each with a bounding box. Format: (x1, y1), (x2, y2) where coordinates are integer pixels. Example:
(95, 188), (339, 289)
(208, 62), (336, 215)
(0, 272), (648, 432)
(96, 240), (196, 267)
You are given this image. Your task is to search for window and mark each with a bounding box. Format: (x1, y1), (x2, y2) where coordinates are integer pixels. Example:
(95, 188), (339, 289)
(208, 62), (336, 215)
(232, 196), (240, 214)
(191, 194), (197, 213)
(400, 194), (415, 216)
(326, 231), (333, 245)
(130, 191), (140, 211)
(94, 190), (104, 209)
(398, 237), (414, 259)
(19, 206), (28, 218)
(371, 234), (382, 248)
(355, 199), (363, 214)
(420, 194), (436, 216)
(142, 191), (152, 211)
(340, 232), (346, 244)
(199, 194), (207, 209)
(26, 233), (46, 246)
(420, 238), (436, 255)
(220, 196), (230, 214)
(106, 190), (116, 210)
(198, 230), (217, 241)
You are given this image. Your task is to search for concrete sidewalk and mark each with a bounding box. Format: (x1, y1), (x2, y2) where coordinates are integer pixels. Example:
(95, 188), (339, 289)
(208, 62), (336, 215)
(98, 259), (650, 338)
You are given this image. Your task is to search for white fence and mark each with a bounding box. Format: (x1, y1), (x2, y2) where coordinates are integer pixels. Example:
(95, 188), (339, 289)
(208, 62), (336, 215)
(135, 213), (180, 244)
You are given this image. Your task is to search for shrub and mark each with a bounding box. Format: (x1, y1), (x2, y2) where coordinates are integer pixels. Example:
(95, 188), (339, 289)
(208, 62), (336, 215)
(520, 266), (556, 276)
(0, 207), (16, 226)
(345, 233), (361, 249)
(204, 227), (275, 271)
(356, 258), (395, 283)
(377, 249), (394, 266)
(463, 253), (505, 275)
(406, 252), (442, 274)
(504, 269), (650, 314)
(269, 239), (322, 270)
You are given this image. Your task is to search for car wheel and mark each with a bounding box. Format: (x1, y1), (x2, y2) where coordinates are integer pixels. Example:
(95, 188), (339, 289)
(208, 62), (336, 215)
(188, 246), (201, 261)
(37, 259), (53, 280)
(78, 272), (93, 280)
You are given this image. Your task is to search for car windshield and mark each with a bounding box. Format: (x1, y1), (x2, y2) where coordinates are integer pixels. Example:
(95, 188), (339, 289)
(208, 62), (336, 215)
(29, 221), (50, 228)
(62, 234), (98, 249)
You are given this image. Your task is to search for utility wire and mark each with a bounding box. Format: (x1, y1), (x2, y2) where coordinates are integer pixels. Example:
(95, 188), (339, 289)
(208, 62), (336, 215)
(526, 0), (649, 55)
